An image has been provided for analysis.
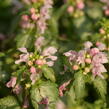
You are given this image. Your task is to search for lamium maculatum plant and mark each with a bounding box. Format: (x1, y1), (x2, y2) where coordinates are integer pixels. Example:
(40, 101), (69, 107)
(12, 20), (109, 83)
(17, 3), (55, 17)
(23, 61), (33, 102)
(1, 0), (109, 109)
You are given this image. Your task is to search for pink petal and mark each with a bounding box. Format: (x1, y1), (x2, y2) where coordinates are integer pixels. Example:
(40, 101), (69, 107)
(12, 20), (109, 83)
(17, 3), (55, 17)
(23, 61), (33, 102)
(18, 47), (28, 53)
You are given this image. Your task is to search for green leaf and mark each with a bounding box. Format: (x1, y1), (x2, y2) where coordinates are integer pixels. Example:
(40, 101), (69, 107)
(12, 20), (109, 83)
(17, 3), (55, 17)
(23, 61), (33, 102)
(67, 85), (76, 103)
(39, 81), (58, 102)
(0, 96), (21, 109)
(31, 81), (58, 109)
(15, 29), (35, 48)
(74, 71), (86, 100)
(42, 66), (56, 82)
(93, 77), (107, 99)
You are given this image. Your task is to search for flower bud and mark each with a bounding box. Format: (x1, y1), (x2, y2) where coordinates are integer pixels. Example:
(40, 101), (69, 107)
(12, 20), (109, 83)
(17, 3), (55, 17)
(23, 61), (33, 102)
(30, 66), (36, 74)
(72, 65), (79, 70)
(30, 8), (36, 14)
(85, 58), (91, 64)
(67, 6), (74, 13)
(99, 28), (105, 34)
(105, 9), (109, 16)
(31, 13), (39, 21)
(21, 15), (29, 21)
(35, 59), (45, 66)
(27, 61), (33, 66)
(76, 2), (85, 9)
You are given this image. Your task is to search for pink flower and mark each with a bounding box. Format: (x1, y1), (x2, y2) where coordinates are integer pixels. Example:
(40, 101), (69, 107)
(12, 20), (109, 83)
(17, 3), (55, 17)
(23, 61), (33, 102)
(59, 80), (71, 96)
(77, 50), (85, 64)
(99, 28), (105, 34)
(67, 6), (74, 13)
(37, 18), (47, 34)
(6, 77), (17, 88)
(21, 15), (29, 21)
(90, 48), (99, 56)
(76, 2), (85, 9)
(85, 58), (91, 64)
(30, 73), (37, 84)
(30, 66), (36, 74)
(13, 85), (22, 94)
(35, 59), (45, 66)
(18, 47), (28, 53)
(15, 47), (29, 64)
(42, 47), (57, 56)
(31, 13), (39, 21)
(92, 52), (108, 64)
(96, 42), (106, 51)
(30, 8), (36, 14)
(72, 65), (79, 70)
(35, 36), (45, 50)
(92, 64), (107, 78)
(84, 41), (93, 49)
(46, 55), (57, 61)
(105, 9), (109, 16)
(46, 61), (54, 66)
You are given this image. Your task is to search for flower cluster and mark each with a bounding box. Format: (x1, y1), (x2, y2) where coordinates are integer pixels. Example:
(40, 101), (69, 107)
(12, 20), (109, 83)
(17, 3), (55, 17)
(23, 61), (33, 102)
(100, 0), (109, 16)
(21, 0), (53, 34)
(67, 0), (85, 18)
(64, 41), (108, 78)
(10, 36), (57, 84)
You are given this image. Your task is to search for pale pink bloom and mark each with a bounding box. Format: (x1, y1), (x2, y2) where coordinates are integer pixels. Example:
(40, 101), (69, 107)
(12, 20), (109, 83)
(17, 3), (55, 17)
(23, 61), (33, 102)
(35, 59), (45, 66)
(96, 42), (106, 51)
(90, 48), (100, 56)
(64, 50), (76, 57)
(105, 9), (109, 16)
(40, 6), (51, 19)
(64, 50), (77, 63)
(84, 41), (93, 49)
(92, 64), (107, 78)
(77, 50), (85, 64)
(15, 53), (29, 64)
(92, 52), (108, 64)
(35, 36), (45, 50)
(31, 13), (39, 21)
(13, 85), (22, 94)
(85, 58), (91, 64)
(76, 2), (85, 9)
(67, 6), (74, 13)
(99, 28), (105, 34)
(46, 61), (54, 66)
(6, 77), (17, 88)
(42, 47), (57, 56)
(15, 48), (29, 64)
(59, 80), (71, 97)
(30, 73), (37, 84)
(30, 8), (36, 14)
(21, 15), (29, 21)
(37, 18), (47, 34)
(46, 55), (57, 61)
(30, 66), (36, 74)
(18, 47), (28, 53)
(72, 65), (79, 70)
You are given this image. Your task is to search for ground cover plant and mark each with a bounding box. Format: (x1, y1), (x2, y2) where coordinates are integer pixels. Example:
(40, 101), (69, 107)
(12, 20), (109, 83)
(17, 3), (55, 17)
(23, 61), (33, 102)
(0, 0), (109, 109)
